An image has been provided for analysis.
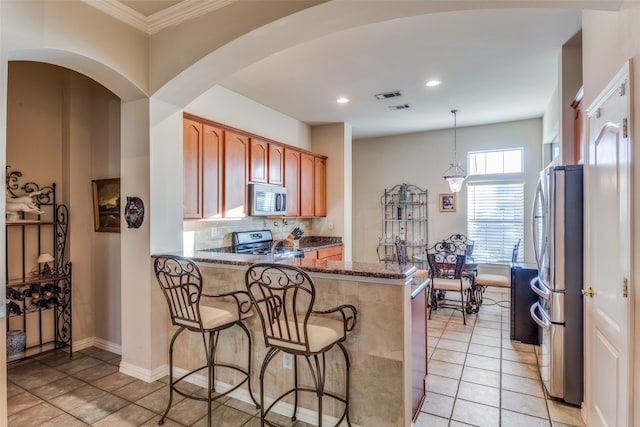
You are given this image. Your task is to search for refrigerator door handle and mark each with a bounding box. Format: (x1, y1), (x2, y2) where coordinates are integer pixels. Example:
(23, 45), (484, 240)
(530, 302), (551, 329)
(530, 277), (550, 300)
(532, 177), (545, 271)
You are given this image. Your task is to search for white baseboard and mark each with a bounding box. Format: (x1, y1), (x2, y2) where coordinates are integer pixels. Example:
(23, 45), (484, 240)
(120, 361), (167, 383)
(72, 336), (121, 354)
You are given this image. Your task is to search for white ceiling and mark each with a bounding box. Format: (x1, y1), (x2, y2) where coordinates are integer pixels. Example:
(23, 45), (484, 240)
(116, 1), (583, 139)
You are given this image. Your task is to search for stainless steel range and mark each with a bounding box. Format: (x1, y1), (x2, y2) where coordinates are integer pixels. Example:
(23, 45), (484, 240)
(231, 230), (304, 258)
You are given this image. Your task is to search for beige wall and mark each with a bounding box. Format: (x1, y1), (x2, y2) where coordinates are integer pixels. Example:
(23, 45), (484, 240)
(582, 2), (640, 422)
(353, 118), (543, 269)
(5, 62), (122, 349)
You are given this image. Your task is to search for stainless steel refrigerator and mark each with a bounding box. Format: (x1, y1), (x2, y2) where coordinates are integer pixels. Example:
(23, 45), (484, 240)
(530, 163), (583, 406)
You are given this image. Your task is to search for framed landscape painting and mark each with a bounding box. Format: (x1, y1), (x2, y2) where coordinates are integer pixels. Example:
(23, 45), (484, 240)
(92, 178), (121, 232)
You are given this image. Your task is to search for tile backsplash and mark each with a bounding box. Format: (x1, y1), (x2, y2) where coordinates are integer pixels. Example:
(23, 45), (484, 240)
(183, 217), (314, 251)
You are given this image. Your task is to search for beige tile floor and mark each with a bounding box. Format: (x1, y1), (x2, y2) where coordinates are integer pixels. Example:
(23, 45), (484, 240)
(415, 287), (586, 427)
(6, 346), (314, 426)
(7, 288), (586, 427)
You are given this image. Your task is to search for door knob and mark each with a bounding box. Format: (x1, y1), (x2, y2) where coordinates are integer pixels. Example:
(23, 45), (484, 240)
(581, 287), (595, 298)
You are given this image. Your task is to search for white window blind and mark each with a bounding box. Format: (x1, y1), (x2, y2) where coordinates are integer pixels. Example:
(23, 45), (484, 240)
(467, 182), (524, 264)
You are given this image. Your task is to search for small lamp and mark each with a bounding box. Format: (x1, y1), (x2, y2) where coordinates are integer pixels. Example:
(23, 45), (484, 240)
(37, 253), (55, 277)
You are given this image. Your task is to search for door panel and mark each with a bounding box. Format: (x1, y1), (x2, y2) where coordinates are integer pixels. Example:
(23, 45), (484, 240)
(284, 148), (300, 216)
(250, 138), (268, 183)
(269, 143), (284, 185)
(202, 124), (222, 218)
(584, 62), (631, 427)
(224, 131), (249, 217)
(300, 152), (315, 217)
(183, 118), (202, 219)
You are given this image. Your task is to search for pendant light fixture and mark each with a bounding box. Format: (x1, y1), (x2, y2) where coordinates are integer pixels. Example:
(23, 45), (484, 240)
(443, 109), (467, 193)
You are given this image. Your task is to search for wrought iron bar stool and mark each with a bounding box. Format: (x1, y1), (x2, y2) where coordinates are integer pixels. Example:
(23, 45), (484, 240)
(245, 263), (358, 426)
(153, 255), (259, 426)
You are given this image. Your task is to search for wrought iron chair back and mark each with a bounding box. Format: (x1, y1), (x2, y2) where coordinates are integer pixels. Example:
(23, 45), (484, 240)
(245, 263), (316, 353)
(443, 233), (475, 258)
(154, 255), (205, 332)
(427, 241), (466, 279)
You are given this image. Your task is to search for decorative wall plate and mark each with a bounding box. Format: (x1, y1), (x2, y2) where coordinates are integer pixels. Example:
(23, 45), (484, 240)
(124, 196), (144, 229)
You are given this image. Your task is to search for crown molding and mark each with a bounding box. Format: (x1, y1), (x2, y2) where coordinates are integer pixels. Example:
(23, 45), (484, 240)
(82, 0), (236, 34)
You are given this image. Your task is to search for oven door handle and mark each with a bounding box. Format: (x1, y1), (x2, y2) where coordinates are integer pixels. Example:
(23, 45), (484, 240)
(530, 301), (551, 330)
(530, 276), (550, 300)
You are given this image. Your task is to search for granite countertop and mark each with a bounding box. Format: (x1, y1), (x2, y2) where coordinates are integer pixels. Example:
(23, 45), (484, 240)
(160, 249), (416, 280)
(295, 236), (342, 252)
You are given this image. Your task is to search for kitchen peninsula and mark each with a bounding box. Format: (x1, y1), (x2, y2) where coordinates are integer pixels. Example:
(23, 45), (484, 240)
(158, 249), (428, 427)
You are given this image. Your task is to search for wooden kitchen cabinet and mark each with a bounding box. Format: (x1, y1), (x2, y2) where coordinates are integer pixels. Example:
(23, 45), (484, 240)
(183, 113), (327, 220)
(224, 130), (249, 217)
(300, 152), (315, 217)
(250, 138), (268, 183)
(251, 138), (284, 186)
(304, 245), (342, 261)
(318, 245), (342, 260)
(269, 143), (284, 185)
(183, 117), (202, 219)
(284, 148), (301, 216)
(183, 118), (223, 219)
(314, 156), (327, 217)
(202, 124), (223, 218)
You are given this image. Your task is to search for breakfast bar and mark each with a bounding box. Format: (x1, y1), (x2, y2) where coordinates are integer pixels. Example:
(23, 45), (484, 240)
(158, 250), (428, 427)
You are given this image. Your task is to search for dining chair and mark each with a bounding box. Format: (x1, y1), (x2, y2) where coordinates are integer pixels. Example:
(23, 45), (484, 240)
(426, 242), (472, 324)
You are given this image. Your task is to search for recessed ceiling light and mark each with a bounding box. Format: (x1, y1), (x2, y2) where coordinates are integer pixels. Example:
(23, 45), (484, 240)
(336, 97), (349, 104)
(425, 80), (441, 87)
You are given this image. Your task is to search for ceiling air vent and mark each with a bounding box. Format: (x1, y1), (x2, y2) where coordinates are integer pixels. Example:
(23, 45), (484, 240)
(374, 91), (402, 100)
(389, 104), (410, 110)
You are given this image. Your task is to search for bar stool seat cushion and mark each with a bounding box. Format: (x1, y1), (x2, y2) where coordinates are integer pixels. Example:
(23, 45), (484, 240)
(267, 316), (345, 353)
(181, 302), (252, 330)
(475, 273), (509, 288)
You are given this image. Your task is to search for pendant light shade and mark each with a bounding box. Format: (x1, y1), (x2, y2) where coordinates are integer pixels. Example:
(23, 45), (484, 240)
(443, 109), (467, 193)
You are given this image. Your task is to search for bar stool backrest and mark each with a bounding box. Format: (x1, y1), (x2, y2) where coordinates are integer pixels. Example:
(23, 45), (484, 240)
(154, 255), (205, 332)
(245, 263), (315, 354)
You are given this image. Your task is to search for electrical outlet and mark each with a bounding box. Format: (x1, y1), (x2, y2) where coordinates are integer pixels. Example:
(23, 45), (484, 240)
(282, 353), (293, 369)
(210, 227), (217, 237)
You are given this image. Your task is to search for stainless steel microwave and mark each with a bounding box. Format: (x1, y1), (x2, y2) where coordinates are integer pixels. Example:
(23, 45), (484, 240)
(248, 183), (287, 216)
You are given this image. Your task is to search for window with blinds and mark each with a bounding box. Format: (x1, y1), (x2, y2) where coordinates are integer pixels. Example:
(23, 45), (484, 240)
(467, 182), (524, 264)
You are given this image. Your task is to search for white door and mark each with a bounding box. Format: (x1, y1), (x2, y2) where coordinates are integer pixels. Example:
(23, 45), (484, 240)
(584, 61), (632, 427)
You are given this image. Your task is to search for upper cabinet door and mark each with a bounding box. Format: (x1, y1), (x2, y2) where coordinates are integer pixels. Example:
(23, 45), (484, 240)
(202, 124), (223, 218)
(314, 156), (327, 217)
(183, 118), (202, 219)
(268, 143), (284, 186)
(249, 138), (268, 183)
(300, 152), (315, 217)
(284, 148), (301, 216)
(224, 131), (249, 217)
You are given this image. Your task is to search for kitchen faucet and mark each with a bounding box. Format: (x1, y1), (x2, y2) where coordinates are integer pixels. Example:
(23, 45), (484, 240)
(271, 238), (298, 256)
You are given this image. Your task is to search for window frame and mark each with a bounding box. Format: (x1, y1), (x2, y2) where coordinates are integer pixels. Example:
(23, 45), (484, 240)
(466, 147), (525, 265)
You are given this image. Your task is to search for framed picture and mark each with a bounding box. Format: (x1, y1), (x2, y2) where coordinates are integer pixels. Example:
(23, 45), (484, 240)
(439, 193), (456, 212)
(92, 178), (121, 232)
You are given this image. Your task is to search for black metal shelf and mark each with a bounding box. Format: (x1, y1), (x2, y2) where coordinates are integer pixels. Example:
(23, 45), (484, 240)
(5, 167), (72, 363)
